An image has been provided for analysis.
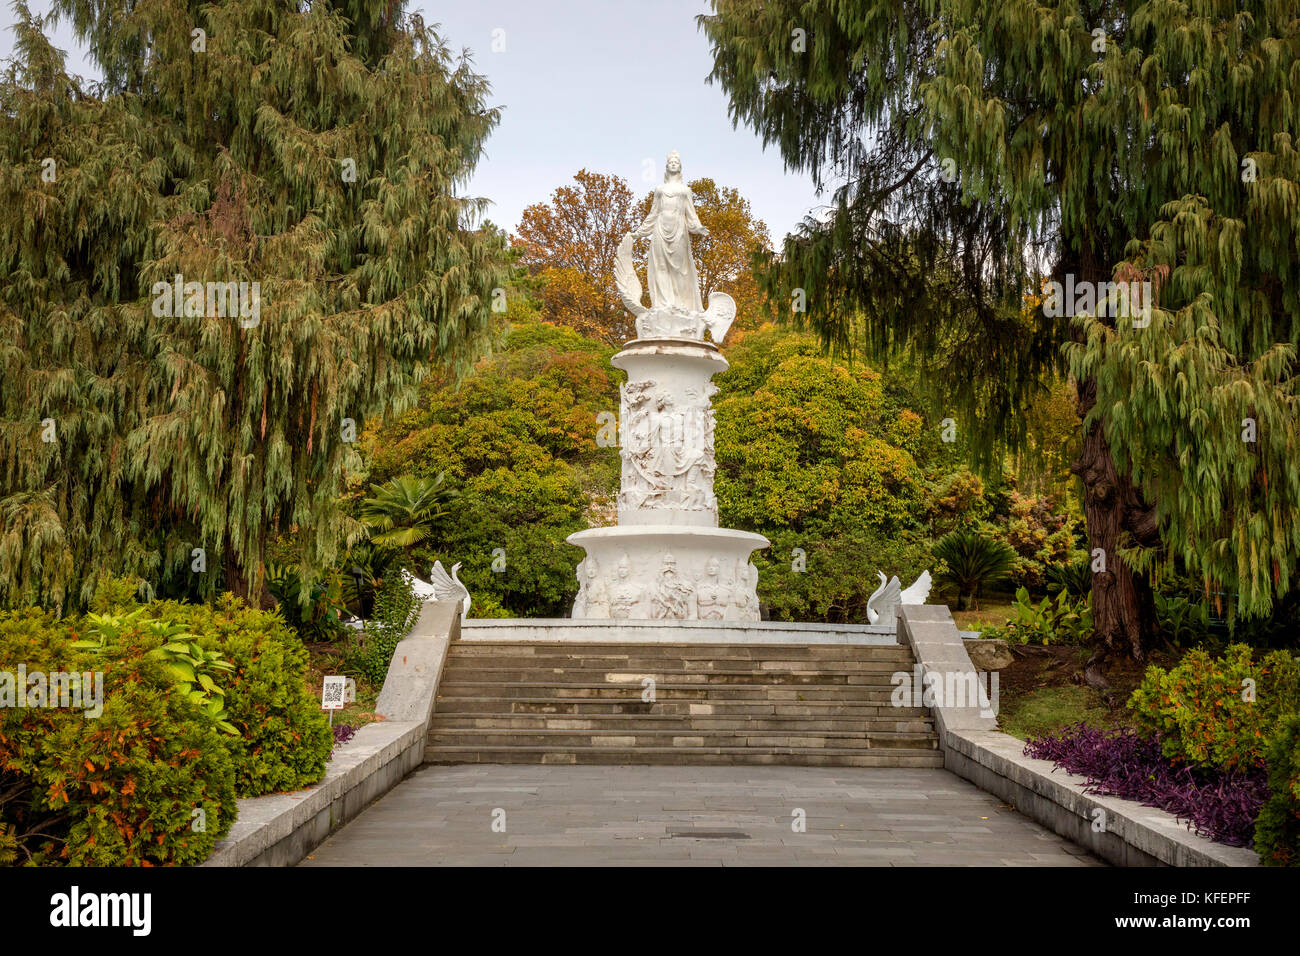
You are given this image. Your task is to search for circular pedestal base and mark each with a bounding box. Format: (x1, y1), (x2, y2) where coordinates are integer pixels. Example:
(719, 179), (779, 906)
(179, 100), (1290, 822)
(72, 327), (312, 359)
(567, 526), (768, 622)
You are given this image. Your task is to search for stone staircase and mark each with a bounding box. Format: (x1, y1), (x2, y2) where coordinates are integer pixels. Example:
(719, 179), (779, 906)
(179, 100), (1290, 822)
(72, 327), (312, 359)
(425, 641), (943, 767)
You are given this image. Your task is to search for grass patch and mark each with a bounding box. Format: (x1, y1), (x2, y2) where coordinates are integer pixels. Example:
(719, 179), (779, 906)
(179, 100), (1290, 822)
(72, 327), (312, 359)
(951, 602), (1014, 631)
(997, 685), (1126, 740)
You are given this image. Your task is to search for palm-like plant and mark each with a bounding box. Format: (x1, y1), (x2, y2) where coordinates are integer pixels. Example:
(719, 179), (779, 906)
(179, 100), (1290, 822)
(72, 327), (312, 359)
(358, 473), (456, 550)
(341, 540), (403, 619)
(933, 529), (1017, 610)
(1046, 558), (1092, 599)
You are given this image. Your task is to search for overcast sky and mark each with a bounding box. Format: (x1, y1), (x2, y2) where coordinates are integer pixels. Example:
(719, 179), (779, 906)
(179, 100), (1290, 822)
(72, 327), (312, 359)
(0, 0), (825, 242)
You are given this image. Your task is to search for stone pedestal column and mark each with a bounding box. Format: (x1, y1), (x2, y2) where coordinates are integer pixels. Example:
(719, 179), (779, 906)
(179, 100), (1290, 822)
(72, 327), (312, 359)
(568, 336), (767, 621)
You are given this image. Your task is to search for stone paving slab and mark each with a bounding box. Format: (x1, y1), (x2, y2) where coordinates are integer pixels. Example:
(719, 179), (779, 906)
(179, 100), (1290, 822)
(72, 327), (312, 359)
(299, 765), (1104, 867)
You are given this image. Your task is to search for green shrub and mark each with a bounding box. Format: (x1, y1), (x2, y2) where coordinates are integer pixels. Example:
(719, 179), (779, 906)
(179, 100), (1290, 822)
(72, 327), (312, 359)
(713, 331), (931, 623)
(1153, 591), (1212, 646)
(145, 597), (333, 797)
(147, 627), (239, 736)
(1255, 713), (1300, 866)
(0, 608), (238, 865)
(753, 526), (932, 623)
(470, 592), (514, 619)
(89, 575), (150, 611)
(0, 823), (16, 865)
(993, 490), (1088, 591)
(980, 587), (1092, 645)
(75, 611), (241, 736)
(266, 562), (347, 642)
(1129, 644), (1300, 771)
(430, 463), (589, 617)
(343, 573), (421, 685)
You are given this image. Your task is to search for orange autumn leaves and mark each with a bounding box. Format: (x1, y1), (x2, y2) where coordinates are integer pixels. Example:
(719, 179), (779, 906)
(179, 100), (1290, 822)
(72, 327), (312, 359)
(512, 170), (771, 347)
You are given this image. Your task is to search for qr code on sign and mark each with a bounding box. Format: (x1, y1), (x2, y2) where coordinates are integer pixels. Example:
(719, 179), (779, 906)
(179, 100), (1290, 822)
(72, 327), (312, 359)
(322, 676), (346, 708)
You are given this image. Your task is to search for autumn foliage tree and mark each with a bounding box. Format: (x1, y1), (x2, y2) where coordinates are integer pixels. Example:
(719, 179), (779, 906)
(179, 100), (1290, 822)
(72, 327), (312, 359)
(513, 170), (640, 343)
(514, 169), (771, 345)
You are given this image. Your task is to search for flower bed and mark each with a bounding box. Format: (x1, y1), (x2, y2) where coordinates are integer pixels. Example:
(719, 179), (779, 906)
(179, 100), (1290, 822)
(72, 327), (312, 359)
(1024, 723), (1268, 847)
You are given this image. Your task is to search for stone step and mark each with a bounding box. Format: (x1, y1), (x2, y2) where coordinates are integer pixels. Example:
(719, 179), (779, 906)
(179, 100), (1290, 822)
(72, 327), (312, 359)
(443, 666), (909, 685)
(432, 696), (930, 718)
(427, 713), (935, 733)
(437, 681), (904, 701)
(449, 641), (908, 661)
(427, 727), (937, 750)
(444, 655), (911, 674)
(423, 746), (947, 768)
(425, 641), (937, 768)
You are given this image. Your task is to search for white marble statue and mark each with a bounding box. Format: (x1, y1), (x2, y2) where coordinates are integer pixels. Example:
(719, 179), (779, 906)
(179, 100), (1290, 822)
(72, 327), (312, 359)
(866, 569), (932, 627)
(635, 150), (707, 312)
(613, 151), (737, 344)
(567, 150), (768, 621)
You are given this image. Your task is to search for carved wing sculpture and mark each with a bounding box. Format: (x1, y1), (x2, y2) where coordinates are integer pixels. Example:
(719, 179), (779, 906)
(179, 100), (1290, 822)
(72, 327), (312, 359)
(428, 560), (472, 619)
(614, 234), (648, 319)
(899, 570), (932, 606)
(867, 569), (932, 626)
(866, 571), (901, 625)
(703, 292), (736, 343)
(402, 568), (438, 601)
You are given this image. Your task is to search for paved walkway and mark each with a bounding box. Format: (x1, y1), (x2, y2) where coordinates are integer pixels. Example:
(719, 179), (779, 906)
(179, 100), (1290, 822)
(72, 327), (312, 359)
(300, 765), (1103, 866)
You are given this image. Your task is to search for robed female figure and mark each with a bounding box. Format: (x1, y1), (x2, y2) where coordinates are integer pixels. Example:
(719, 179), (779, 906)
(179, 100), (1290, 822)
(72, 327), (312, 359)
(632, 151), (708, 313)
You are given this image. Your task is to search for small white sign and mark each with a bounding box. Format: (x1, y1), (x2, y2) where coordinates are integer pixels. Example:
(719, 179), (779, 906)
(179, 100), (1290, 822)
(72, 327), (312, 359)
(322, 675), (347, 711)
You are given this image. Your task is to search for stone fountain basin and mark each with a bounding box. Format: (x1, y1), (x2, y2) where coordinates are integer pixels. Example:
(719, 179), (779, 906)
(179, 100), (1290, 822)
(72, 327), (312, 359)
(566, 525), (769, 621)
(567, 525), (768, 568)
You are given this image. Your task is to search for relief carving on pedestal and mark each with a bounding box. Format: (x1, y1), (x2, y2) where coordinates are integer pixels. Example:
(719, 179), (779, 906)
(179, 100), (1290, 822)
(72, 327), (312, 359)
(723, 562), (760, 622)
(572, 556), (610, 618)
(651, 552), (696, 620)
(608, 554), (641, 620)
(617, 378), (718, 517)
(696, 556), (732, 621)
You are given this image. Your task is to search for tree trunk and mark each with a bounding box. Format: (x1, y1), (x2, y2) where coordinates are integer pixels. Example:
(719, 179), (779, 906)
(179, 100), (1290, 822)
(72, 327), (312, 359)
(223, 549), (273, 609)
(1072, 376), (1158, 663)
(223, 549), (249, 601)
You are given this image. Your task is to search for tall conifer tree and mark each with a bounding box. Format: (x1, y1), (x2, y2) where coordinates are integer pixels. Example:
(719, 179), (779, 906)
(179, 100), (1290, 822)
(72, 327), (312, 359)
(0, 0), (510, 610)
(701, 0), (1300, 661)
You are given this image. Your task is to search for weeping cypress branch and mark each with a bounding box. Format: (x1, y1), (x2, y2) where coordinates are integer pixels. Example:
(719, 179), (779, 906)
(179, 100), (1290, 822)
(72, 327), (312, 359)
(0, 0), (511, 610)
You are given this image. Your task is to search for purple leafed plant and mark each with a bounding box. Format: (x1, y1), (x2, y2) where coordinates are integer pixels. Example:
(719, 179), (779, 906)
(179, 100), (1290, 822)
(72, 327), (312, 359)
(333, 723), (357, 747)
(1023, 723), (1269, 846)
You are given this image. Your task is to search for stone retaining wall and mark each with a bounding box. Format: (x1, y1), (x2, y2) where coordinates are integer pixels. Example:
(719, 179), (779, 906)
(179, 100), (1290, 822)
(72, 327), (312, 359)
(203, 601), (460, 867)
(896, 604), (1258, 867)
(460, 618), (896, 644)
